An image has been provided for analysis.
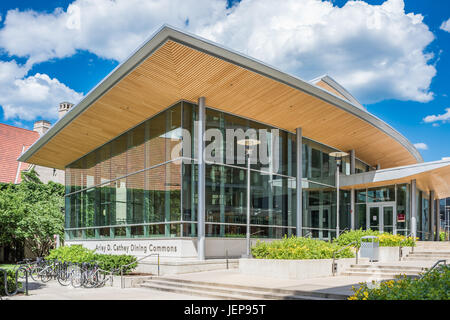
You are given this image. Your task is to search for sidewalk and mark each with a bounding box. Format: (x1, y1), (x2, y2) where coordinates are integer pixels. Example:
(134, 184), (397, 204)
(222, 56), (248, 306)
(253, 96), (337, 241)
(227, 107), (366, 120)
(161, 269), (376, 296)
(3, 280), (213, 300)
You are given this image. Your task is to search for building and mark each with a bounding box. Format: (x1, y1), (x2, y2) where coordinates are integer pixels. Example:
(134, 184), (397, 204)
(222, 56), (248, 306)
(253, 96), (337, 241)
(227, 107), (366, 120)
(18, 26), (450, 260)
(0, 102), (73, 185)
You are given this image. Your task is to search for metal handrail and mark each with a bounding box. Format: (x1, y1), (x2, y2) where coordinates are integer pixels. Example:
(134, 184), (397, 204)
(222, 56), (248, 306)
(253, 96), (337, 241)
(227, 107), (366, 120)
(420, 260), (447, 279)
(338, 228), (349, 237)
(401, 232), (416, 256)
(120, 253), (160, 289)
(332, 241), (358, 276)
(0, 266), (29, 297)
(225, 229), (266, 267)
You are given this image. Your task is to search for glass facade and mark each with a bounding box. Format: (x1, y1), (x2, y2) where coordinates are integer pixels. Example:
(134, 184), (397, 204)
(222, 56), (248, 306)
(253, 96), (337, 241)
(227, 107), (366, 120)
(66, 101), (305, 240)
(64, 100), (419, 242)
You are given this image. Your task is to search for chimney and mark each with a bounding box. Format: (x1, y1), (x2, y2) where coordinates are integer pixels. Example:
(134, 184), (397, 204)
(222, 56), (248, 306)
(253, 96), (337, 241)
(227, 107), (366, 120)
(58, 101), (74, 119)
(33, 120), (51, 136)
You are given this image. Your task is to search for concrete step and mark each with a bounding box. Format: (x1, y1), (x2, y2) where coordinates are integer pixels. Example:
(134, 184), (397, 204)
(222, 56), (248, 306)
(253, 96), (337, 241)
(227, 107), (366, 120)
(407, 252), (450, 256)
(139, 277), (347, 300)
(139, 282), (260, 300)
(341, 271), (419, 278)
(347, 268), (423, 275)
(349, 264), (426, 271)
(403, 256), (450, 261)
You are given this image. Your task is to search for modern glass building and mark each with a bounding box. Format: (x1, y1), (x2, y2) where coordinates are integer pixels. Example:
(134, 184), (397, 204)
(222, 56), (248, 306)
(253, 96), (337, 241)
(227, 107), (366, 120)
(19, 25), (450, 259)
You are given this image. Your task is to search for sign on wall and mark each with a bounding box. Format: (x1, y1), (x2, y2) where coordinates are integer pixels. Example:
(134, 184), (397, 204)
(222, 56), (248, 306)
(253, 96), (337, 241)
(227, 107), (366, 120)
(66, 239), (198, 258)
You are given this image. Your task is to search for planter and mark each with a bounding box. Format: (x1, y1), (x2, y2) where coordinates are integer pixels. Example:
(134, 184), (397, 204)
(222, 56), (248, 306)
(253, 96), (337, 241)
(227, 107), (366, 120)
(357, 246), (413, 262)
(239, 257), (369, 280)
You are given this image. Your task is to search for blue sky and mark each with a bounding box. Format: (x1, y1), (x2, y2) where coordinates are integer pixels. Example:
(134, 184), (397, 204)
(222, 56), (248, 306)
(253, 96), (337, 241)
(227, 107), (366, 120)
(0, 0), (449, 163)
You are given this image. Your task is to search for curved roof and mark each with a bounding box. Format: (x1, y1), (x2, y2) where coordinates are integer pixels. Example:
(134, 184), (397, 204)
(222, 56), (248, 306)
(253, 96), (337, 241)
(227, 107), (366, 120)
(310, 75), (366, 111)
(340, 159), (450, 199)
(18, 25), (423, 170)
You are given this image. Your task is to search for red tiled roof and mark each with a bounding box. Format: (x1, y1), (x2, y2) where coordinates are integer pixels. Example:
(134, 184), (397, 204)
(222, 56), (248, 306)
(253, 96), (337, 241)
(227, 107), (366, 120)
(0, 123), (39, 184)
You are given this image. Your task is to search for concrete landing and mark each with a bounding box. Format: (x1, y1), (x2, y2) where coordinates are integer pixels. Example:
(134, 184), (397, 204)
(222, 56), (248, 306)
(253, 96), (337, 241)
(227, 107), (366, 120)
(146, 269), (381, 298)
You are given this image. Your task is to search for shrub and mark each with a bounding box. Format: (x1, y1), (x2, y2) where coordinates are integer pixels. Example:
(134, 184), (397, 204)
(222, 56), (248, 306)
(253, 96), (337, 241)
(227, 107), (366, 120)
(440, 232), (447, 242)
(46, 245), (97, 264)
(335, 229), (417, 248)
(349, 265), (450, 300)
(251, 236), (354, 260)
(0, 269), (21, 296)
(46, 245), (137, 274)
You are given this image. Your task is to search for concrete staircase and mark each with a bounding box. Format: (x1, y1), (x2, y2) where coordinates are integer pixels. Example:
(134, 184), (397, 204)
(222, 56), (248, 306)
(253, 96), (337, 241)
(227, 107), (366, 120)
(403, 241), (450, 262)
(342, 241), (450, 279)
(138, 277), (348, 300)
(341, 264), (425, 278)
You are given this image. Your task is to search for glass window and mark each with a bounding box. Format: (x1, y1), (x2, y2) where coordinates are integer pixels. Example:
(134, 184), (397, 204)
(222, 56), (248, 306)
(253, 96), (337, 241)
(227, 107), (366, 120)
(356, 189), (367, 203)
(127, 122), (146, 174)
(367, 186), (395, 202)
(111, 134), (127, 180)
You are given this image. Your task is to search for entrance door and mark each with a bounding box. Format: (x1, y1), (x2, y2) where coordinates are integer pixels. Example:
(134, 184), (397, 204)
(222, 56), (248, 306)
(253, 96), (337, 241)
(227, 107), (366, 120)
(310, 205), (332, 240)
(367, 203), (396, 234)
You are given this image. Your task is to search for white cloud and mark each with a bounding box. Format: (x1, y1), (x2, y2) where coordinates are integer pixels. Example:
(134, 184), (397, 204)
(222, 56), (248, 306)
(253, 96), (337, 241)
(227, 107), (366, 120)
(0, 0), (439, 122)
(0, 60), (83, 121)
(423, 108), (450, 124)
(441, 18), (450, 33)
(198, 0), (436, 104)
(413, 143), (428, 150)
(0, 0), (226, 64)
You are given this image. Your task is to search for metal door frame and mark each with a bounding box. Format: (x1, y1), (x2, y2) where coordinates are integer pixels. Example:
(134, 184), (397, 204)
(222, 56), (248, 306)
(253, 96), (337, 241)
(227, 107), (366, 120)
(366, 202), (397, 234)
(309, 204), (332, 240)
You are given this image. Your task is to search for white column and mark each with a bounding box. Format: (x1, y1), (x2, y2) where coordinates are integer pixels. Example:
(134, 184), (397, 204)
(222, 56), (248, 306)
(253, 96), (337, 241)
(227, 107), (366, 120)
(197, 97), (206, 260)
(435, 199), (440, 241)
(410, 179), (417, 239)
(296, 127), (303, 237)
(430, 191), (435, 240)
(350, 150), (355, 230)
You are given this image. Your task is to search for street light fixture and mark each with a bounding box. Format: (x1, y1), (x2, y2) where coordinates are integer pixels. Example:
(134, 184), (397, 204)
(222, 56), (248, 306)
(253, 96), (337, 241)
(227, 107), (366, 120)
(329, 151), (348, 239)
(237, 138), (261, 258)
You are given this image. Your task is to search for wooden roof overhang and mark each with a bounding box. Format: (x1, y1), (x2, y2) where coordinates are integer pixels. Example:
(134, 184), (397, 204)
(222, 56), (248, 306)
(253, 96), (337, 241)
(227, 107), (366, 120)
(340, 160), (450, 199)
(18, 25), (423, 170)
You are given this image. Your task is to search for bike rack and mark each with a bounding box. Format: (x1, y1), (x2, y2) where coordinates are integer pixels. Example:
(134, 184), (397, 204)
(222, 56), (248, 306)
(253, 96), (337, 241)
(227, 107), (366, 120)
(0, 266), (29, 297)
(120, 253), (160, 289)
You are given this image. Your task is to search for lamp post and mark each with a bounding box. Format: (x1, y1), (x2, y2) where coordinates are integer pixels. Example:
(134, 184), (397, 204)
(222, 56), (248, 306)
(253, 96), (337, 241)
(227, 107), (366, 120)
(237, 138), (261, 258)
(329, 151), (348, 239)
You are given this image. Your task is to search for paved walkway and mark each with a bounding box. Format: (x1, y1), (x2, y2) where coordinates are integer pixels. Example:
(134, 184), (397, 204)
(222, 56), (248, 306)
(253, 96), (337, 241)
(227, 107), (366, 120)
(3, 270), (381, 300)
(163, 269), (380, 296)
(3, 280), (212, 300)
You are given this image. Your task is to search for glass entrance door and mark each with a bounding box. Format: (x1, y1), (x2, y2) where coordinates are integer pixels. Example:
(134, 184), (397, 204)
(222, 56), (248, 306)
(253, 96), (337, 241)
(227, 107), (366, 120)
(367, 202), (396, 234)
(369, 207), (380, 231)
(310, 205), (332, 240)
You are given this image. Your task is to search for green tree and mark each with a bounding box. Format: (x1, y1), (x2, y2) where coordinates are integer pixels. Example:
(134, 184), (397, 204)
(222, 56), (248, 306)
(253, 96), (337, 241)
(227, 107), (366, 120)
(0, 169), (64, 260)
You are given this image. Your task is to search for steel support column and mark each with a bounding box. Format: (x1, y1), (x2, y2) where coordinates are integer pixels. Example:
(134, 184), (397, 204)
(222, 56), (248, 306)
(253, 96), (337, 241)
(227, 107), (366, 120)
(350, 150), (355, 230)
(410, 179), (417, 239)
(296, 127), (303, 237)
(197, 97), (206, 260)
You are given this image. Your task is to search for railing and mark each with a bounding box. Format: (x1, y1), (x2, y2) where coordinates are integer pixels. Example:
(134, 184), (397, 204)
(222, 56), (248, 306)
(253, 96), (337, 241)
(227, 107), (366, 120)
(399, 232), (416, 260)
(420, 260), (447, 279)
(120, 253), (160, 289)
(0, 266), (29, 298)
(224, 229), (266, 268)
(332, 241), (358, 276)
(338, 228), (349, 237)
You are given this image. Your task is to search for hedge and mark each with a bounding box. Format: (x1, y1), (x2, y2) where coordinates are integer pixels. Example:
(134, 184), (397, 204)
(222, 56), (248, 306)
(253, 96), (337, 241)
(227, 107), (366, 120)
(46, 245), (137, 274)
(334, 229), (416, 248)
(251, 236), (354, 260)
